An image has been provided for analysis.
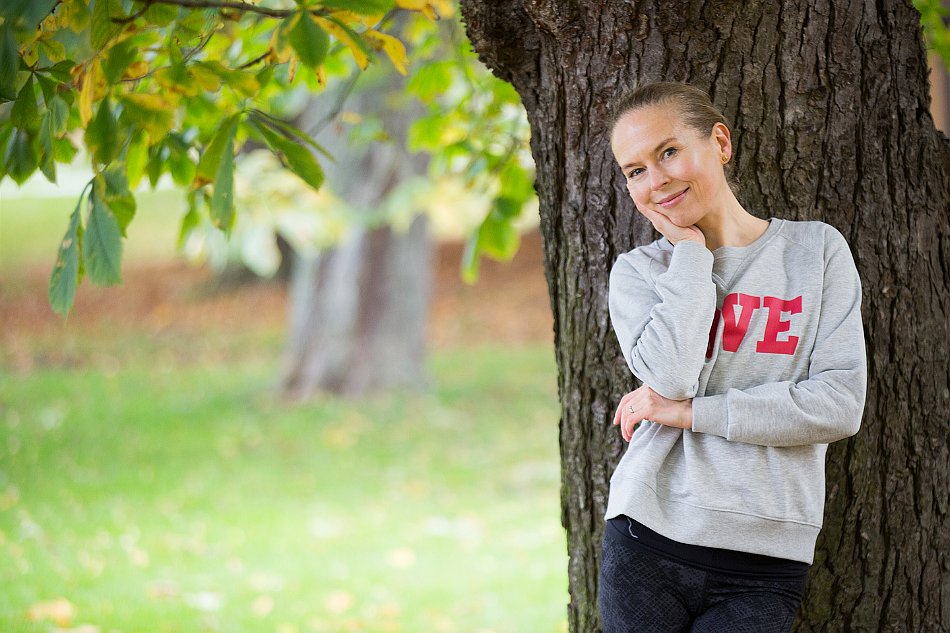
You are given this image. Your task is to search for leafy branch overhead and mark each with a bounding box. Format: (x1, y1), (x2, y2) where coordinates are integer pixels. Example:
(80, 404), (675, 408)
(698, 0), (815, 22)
(0, 0), (478, 316)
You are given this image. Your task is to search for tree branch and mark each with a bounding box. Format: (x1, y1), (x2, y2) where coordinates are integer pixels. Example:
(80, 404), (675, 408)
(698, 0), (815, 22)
(126, 0), (302, 19)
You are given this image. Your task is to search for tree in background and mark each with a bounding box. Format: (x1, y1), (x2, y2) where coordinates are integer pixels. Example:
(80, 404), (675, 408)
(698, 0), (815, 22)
(460, 0), (949, 631)
(0, 0), (533, 397)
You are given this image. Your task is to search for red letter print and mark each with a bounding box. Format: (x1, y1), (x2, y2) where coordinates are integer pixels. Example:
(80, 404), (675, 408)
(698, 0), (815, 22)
(756, 295), (802, 355)
(721, 293), (761, 352)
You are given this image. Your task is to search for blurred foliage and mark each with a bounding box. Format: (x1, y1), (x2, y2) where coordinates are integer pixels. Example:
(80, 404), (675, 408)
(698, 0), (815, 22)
(0, 0), (534, 316)
(914, 0), (950, 70)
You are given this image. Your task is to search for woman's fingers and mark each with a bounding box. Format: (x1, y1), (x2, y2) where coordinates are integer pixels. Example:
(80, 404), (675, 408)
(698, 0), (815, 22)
(637, 206), (705, 247)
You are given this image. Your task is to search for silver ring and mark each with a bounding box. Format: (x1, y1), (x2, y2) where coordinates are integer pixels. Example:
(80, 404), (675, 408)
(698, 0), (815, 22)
(627, 404), (635, 414)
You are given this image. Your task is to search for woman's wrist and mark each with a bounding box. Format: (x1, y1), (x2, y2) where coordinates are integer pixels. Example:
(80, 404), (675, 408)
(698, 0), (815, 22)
(681, 399), (694, 429)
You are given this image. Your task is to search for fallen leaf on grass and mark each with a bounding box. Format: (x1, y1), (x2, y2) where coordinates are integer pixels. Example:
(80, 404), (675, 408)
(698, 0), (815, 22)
(252, 595), (274, 617)
(325, 590), (354, 614)
(387, 547), (416, 569)
(27, 598), (75, 625)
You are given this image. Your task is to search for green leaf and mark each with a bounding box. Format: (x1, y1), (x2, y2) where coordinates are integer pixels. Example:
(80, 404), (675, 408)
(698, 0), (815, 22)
(83, 186), (124, 285)
(48, 195), (85, 316)
(210, 130), (236, 231)
(4, 129), (38, 185)
(64, 0), (91, 32)
(250, 119), (324, 191)
(146, 144), (164, 187)
(477, 207), (520, 259)
(195, 61), (259, 97)
(144, 3), (178, 26)
(125, 129), (148, 188)
(102, 38), (135, 83)
(48, 95), (69, 137)
(288, 12), (330, 69)
(0, 26), (20, 103)
(251, 110), (332, 158)
(11, 75), (38, 129)
(52, 134), (77, 162)
(36, 73), (56, 104)
(167, 148), (196, 187)
(491, 196), (524, 220)
(0, 0), (57, 28)
(498, 162), (534, 202)
(43, 60), (75, 83)
(194, 113), (240, 186)
(91, 0), (121, 49)
(460, 231), (481, 284)
(178, 191), (202, 249)
(38, 115), (56, 182)
(0, 125), (13, 181)
(100, 168), (136, 235)
(38, 38), (66, 63)
(406, 61), (452, 103)
(85, 97), (119, 165)
(118, 93), (175, 142)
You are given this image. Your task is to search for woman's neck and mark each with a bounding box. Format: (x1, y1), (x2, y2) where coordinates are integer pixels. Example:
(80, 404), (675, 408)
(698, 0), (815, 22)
(695, 198), (770, 251)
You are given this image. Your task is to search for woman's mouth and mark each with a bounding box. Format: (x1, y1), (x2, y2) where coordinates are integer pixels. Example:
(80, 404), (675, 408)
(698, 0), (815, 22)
(658, 188), (689, 208)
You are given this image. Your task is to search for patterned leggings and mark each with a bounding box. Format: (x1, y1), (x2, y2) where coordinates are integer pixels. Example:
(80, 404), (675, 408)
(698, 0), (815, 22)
(599, 519), (808, 633)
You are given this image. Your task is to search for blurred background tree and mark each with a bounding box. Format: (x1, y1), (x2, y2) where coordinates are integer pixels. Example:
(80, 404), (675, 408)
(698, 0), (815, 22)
(0, 0), (534, 398)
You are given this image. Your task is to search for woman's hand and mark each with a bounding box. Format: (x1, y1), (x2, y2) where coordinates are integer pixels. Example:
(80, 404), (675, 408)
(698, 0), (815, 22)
(637, 206), (706, 248)
(613, 385), (693, 442)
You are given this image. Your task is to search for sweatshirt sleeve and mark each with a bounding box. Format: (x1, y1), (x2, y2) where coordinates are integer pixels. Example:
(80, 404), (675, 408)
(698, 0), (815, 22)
(608, 240), (718, 401)
(691, 227), (868, 447)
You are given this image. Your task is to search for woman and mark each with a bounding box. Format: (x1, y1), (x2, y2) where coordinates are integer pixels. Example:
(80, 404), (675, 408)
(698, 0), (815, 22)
(600, 81), (868, 632)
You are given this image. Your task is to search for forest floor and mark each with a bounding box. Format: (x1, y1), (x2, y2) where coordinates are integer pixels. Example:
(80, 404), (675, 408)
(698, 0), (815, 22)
(0, 229), (554, 372)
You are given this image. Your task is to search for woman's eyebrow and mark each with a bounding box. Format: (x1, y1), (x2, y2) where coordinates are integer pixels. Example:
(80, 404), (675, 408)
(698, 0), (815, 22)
(620, 136), (677, 172)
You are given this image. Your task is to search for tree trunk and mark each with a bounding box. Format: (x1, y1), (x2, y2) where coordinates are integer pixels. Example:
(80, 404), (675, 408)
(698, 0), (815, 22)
(459, 1), (950, 631)
(281, 66), (432, 399)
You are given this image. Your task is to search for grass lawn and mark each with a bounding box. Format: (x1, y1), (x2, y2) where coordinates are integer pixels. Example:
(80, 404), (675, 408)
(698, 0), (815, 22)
(1, 189), (184, 275)
(0, 343), (567, 632)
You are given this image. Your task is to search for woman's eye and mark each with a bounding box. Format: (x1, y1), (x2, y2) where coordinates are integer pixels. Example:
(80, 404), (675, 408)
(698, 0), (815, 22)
(626, 167), (644, 179)
(661, 147), (677, 159)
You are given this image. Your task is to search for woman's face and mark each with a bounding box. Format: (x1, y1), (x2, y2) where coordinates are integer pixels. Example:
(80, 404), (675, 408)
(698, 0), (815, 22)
(610, 104), (732, 228)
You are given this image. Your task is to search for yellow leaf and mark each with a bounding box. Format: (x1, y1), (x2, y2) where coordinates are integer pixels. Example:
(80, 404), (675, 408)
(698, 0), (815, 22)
(190, 64), (223, 92)
(364, 30), (409, 75)
(313, 16), (368, 70)
(121, 92), (173, 111)
(394, 0), (454, 18)
(27, 598), (75, 626)
(316, 65), (326, 88)
(269, 24), (294, 64)
(329, 10), (384, 28)
(288, 55), (298, 83)
(21, 44), (39, 66)
(79, 60), (102, 126)
(40, 12), (61, 32)
(124, 61), (149, 80)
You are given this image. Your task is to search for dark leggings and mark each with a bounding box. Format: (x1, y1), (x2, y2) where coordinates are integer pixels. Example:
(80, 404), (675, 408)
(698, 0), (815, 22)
(599, 519), (808, 633)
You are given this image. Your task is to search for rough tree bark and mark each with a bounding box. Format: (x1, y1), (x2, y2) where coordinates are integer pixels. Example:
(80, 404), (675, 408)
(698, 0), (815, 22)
(459, 1), (950, 631)
(281, 68), (432, 398)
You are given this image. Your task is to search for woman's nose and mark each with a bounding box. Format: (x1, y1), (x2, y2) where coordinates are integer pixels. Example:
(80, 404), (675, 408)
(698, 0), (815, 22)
(649, 167), (670, 190)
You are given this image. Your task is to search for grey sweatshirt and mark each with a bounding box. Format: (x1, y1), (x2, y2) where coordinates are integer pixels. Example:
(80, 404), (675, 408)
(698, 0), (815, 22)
(604, 216), (867, 564)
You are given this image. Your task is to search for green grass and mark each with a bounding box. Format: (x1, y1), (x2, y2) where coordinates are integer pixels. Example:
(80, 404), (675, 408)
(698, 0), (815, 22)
(0, 189), (184, 274)
(0, 344), (567, 632)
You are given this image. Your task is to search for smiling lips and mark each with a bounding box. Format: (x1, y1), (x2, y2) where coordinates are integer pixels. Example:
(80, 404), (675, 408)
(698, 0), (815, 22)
(657, 188), (689, 207)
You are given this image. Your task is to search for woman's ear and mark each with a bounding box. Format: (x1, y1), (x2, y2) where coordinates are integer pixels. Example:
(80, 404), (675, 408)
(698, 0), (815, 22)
(712, 122), (732, 161)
